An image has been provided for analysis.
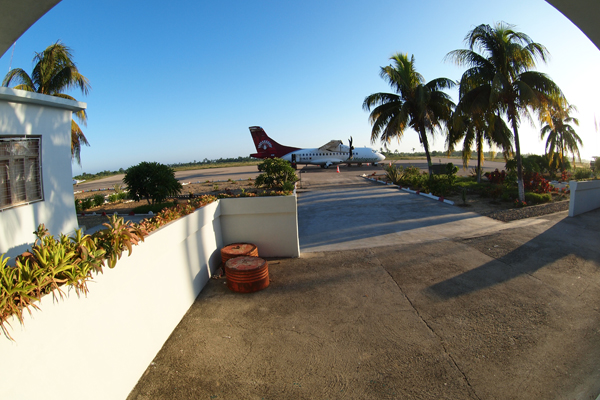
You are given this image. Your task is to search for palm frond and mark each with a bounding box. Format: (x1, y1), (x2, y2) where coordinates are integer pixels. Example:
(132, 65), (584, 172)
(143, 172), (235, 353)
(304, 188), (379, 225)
(2, 68), (35, 89)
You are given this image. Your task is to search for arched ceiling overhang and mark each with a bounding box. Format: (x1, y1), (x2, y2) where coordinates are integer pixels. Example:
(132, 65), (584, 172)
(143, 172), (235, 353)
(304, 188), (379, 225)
(546, 0), (600, 51)
(0, 0), (61, 57)
(0, 1), (598, 57)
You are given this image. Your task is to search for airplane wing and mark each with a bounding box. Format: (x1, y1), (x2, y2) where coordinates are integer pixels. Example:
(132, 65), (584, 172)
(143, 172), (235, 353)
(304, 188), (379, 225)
(318, 140), (343, 152)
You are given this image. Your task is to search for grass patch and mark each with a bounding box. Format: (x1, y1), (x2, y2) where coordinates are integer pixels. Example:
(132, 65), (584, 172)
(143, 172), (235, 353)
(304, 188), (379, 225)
(132, 201), (177, 214)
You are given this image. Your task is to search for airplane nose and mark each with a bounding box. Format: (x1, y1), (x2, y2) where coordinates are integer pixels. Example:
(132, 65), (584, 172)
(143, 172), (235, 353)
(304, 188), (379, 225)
(378, 153), (386, 161)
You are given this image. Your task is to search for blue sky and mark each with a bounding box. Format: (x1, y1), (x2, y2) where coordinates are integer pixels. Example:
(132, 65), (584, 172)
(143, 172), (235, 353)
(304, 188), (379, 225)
(1, 0), (599, 175)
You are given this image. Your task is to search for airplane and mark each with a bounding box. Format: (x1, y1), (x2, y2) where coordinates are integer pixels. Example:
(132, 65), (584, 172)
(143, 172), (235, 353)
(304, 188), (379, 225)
(249, 126), (385, 169)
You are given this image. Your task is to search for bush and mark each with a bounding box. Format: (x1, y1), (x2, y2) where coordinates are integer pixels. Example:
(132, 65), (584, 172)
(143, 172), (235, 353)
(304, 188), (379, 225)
(384, 164), (404, 184)
(523, 172), (552, 194)
(398, 166), (427, 189)
(123, 162), (183, 204)
(525, 192), (552, 205)
(484, 169), (507, 184)
(255, 158), (298, 189)
(80, 198), (93, 211)
(573, 167), (592, 180)
(93, 194), (105, 207)
(281, 181), (296, 192)
(108, 193), (119, 203)
(445, 163), (459, 186)
(427, 175), (453, 197)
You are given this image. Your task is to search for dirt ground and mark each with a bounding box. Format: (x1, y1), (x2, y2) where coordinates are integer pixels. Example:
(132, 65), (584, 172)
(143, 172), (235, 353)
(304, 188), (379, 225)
(75, 174), (570, 232)
(74, 180), (258, 215)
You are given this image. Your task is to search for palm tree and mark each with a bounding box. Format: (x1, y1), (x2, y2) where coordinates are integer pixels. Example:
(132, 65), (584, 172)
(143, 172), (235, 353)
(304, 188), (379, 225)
(363, 53), (455, 176)
(2, 41), (91, 164)
(540, 104), (582, 171)
(448, 104), (512, 183)
(446, 23), (565, 201)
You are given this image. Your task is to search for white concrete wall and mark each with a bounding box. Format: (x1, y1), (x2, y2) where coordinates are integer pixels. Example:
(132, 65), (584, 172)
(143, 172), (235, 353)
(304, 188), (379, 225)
(220, 195), (300, 257)
(0, 194), (299, 400)
(0, 201), (223, 400)
(0, 88), (86, 259)
(569, 179), (600, 217)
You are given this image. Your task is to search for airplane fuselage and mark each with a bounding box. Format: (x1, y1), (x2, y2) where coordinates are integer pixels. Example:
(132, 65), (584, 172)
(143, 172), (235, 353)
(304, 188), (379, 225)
(280, 146), (384, 167)
(248, 126), (385, 168)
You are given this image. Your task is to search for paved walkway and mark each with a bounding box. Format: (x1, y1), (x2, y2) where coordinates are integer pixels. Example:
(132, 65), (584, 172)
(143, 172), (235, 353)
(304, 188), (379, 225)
(127, 171), (600, 400)
(297, 179), (545, 253)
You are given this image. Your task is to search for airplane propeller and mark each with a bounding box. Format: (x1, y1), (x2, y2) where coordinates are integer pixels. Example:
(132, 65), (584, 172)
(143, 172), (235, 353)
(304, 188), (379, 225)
(348, 137), (354, 159)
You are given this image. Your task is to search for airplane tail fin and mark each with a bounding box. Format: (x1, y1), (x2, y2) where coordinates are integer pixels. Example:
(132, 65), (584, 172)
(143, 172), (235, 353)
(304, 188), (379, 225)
(249, 126), (300, 158)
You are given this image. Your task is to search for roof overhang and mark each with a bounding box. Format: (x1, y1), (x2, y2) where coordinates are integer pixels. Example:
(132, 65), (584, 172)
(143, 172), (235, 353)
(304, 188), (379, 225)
(0, 1), (597, 58)
(546, 0), (600, 51)
(0, 0), (62, 57)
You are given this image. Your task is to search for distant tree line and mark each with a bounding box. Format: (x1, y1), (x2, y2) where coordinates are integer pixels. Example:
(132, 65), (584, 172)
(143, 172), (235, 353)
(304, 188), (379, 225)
(74, 169), (125, 180)
(73, 156), (256, 181)
(381, 149), (499, 159)
(167, 156), (255, 168)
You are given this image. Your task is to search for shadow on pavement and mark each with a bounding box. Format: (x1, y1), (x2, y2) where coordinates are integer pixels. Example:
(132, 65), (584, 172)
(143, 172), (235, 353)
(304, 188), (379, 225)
(428, 209), (600, 299)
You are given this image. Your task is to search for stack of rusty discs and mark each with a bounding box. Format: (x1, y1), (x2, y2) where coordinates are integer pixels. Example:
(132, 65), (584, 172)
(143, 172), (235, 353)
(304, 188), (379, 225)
(220, 243), (269, 293)
(224, 256), (269, 293)
(220, 243), (258, 264)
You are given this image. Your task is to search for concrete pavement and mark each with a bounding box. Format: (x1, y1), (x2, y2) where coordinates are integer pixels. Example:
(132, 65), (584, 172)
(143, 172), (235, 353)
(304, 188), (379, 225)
(297, 167), (544, 253)
(126, 168), (600, 400)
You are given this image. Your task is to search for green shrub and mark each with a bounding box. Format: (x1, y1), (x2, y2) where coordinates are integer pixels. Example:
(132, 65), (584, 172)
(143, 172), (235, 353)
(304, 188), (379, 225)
(444, 163), (459, 186)
(132, 201), (177, 214)
(117, 192), (128, 200)
(525, 192), (552, 205)
(453, 179), (480, 190)
(75, 199), (82, 213)
(573, 167), (592, 180)
(398, 166), (427, 189)
(108, 193), (118, 203)
(93, 194), (105, 207)
(281, 181), (296, 192)
(427, 175), (453, 197)
(80, 198), (93, 210)
(500, 188), (518, 202)
(255, 158), (298, 189)
(123, 161), (182, 204)
(384, 164), (403, 184)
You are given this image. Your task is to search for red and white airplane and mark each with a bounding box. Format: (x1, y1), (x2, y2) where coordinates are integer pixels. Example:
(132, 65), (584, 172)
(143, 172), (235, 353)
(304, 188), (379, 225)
(249, 126), (385, 168)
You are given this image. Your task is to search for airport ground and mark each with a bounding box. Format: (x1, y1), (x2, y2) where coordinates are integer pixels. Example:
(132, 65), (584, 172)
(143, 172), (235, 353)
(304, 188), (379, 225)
(124, 164), (600, 400)
(74, 157), (506, 192)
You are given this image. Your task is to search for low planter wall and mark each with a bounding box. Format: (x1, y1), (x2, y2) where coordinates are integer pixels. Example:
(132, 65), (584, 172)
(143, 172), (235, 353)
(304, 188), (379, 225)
(568, 180), (600, 217)
(0, 195), (298, 400)
(220, 195), (300, 258)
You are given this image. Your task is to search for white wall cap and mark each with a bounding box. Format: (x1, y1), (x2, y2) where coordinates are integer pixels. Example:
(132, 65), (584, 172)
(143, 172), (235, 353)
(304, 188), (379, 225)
(0, 87), (86, 112)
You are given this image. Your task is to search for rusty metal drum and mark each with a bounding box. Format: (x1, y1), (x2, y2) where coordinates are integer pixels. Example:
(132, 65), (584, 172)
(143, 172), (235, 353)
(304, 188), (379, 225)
(224, 256), (269, 293)
(220, 243), (259, 265)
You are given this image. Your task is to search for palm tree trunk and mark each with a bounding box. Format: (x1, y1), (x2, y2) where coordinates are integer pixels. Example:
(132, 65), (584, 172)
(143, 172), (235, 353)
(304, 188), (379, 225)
(511, 117), (525, 202)
(421, 128), (433, 177)
(476, 133), (482, 184)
